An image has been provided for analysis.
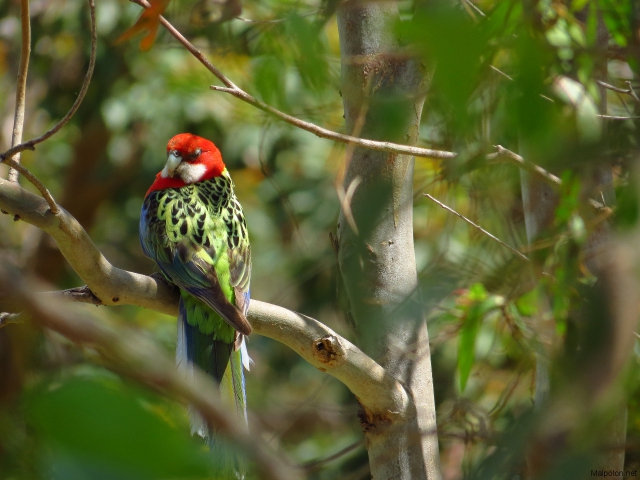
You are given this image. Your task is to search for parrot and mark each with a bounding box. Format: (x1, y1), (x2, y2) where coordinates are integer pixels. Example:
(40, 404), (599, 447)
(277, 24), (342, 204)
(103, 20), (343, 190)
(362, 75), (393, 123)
(139, 133), (251, 476)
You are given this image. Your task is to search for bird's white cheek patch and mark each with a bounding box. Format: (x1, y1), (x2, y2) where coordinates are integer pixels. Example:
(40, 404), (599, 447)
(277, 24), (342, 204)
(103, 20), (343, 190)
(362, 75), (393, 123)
(179, 163), (207, 184)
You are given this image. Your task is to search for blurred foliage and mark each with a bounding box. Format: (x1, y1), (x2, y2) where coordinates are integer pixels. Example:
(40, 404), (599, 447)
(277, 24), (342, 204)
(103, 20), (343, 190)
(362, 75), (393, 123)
(0, 0), (639, 479)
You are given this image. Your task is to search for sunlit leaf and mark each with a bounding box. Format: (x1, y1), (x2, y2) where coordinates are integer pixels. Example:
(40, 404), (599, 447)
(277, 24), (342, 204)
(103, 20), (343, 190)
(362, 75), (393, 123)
(116, 0), (171, 51)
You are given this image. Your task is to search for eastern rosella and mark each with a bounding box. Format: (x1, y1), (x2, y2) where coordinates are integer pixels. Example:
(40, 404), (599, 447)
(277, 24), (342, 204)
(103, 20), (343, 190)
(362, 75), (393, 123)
(139, 133), (251, 473)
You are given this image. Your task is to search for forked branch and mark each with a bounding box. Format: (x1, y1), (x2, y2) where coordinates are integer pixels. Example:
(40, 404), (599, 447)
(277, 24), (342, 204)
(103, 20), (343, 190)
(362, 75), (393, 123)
(0, 176), (408, 419)
(128, 0), (457, 161)
(1, 0), (97, 170)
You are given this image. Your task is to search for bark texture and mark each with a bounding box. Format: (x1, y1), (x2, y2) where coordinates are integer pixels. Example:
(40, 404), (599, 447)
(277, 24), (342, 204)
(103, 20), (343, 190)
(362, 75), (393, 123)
(336, 2), (440, 478)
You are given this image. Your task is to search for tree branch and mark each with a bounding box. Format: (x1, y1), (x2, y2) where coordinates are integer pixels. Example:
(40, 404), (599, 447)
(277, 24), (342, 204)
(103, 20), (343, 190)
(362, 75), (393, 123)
(0, 0), (97, 165)
(126, 0), (619, 220)
(248, 300), (409, 416)
(8, 0), (31, 183)
(487, 145), (562, 187)
(424, 194), (529, 262)
(127, 0), (457, 161)
(0, 264), (301, 480)
(125, 0), (617, 223)
(0, 177), (179, 314)
(3, 157), (59, 214)
(208, 85), (455, 159)
(487, 144), (610, 214)
(0, 176), (409, 419)
(597, 80), (640, 103)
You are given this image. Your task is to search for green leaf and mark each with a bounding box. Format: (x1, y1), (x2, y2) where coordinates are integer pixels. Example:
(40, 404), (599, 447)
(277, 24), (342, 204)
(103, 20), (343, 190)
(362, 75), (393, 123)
(546, 20), (571, 48)
(615, 182), (639, 229)
(571, 0), (589, 11)
(516, 289), (539, 317)
(468, 282), (488, 302)
(24, 376), (216, 480)
(600, 0), (632, 47)
(457, 304), (482, 392)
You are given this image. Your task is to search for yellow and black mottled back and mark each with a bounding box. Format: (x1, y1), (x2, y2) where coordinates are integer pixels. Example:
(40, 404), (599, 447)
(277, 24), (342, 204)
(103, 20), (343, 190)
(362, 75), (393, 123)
(140, 169), (252, 327)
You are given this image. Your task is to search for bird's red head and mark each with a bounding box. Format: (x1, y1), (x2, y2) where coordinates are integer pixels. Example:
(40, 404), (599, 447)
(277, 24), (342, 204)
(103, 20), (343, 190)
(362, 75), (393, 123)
(145, 133), (226, 196)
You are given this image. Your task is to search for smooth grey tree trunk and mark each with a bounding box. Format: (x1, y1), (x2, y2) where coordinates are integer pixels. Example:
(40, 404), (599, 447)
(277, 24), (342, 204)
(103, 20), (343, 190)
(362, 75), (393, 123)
(336, 1), (440, 479)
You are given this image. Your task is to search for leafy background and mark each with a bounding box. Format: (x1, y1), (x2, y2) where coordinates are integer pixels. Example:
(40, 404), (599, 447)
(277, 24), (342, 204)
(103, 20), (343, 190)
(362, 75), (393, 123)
(0, 0), (639, 479)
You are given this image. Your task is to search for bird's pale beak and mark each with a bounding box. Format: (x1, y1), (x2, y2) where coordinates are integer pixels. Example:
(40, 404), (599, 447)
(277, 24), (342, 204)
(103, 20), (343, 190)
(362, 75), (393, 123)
(162, 151), (182, 178)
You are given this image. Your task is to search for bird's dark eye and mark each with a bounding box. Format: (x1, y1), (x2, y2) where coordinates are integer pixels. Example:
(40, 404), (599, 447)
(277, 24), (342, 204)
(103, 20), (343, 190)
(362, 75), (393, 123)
(191, 148), (202, 159)
(170, 149), (180, 157)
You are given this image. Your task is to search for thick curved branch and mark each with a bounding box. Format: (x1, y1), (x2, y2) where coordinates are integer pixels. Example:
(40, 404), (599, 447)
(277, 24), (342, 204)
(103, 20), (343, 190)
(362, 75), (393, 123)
(248, 301), (409, 416)
(0, 0), (97, 165)
(0, 177), (408, 418)
(0, 177), (179, 315)
(0, 263), (300, 480)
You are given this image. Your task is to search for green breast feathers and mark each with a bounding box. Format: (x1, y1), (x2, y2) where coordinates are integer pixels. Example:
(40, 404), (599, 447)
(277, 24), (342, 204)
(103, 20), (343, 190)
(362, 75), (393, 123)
(141, 170), (251, 338)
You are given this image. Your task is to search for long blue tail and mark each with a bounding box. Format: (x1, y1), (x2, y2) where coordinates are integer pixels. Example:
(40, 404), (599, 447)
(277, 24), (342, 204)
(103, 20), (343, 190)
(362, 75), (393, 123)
(176, 298), (248, 476)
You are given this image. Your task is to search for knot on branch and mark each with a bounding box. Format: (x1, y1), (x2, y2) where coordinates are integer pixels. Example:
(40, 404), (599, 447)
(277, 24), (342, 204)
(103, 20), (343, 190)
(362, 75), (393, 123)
(0, 312), (22, 328)
(312, 334), (346, 368)
(49, 285), (103, 305)
(356, 402), (395, 434)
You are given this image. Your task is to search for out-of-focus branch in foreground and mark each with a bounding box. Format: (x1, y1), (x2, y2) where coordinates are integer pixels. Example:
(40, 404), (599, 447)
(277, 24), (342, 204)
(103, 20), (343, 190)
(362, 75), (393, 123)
(0, 262), (301, 480)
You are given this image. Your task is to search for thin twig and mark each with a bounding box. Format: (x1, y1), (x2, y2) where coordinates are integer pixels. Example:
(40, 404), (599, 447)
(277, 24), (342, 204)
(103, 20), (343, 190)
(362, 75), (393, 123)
(487, 145), (562, 187)
(597, 80), (640, 103)
(489, 65), (513, 82)
(3, 157), (59, 213)
(126, 0), (456, 160)
(597, 80), (631, 94)
(424, 194), (530, 262)
(132, 0), (610, 216)
(8, 0), (31, 183)
(625, 80), (640, 103)
(130, 0), (236, 88)
(210, 86), (456, 159)
(597, 114), (640, 120)
(0, 0), (97, 164)
(236, 10), (319, 24)
(301, 439), (364, 472)
(336, 81), (370, 236)
(488, 371), (522, 418)
(487, 145), (609, 213)
(462, 0), (486, 18)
